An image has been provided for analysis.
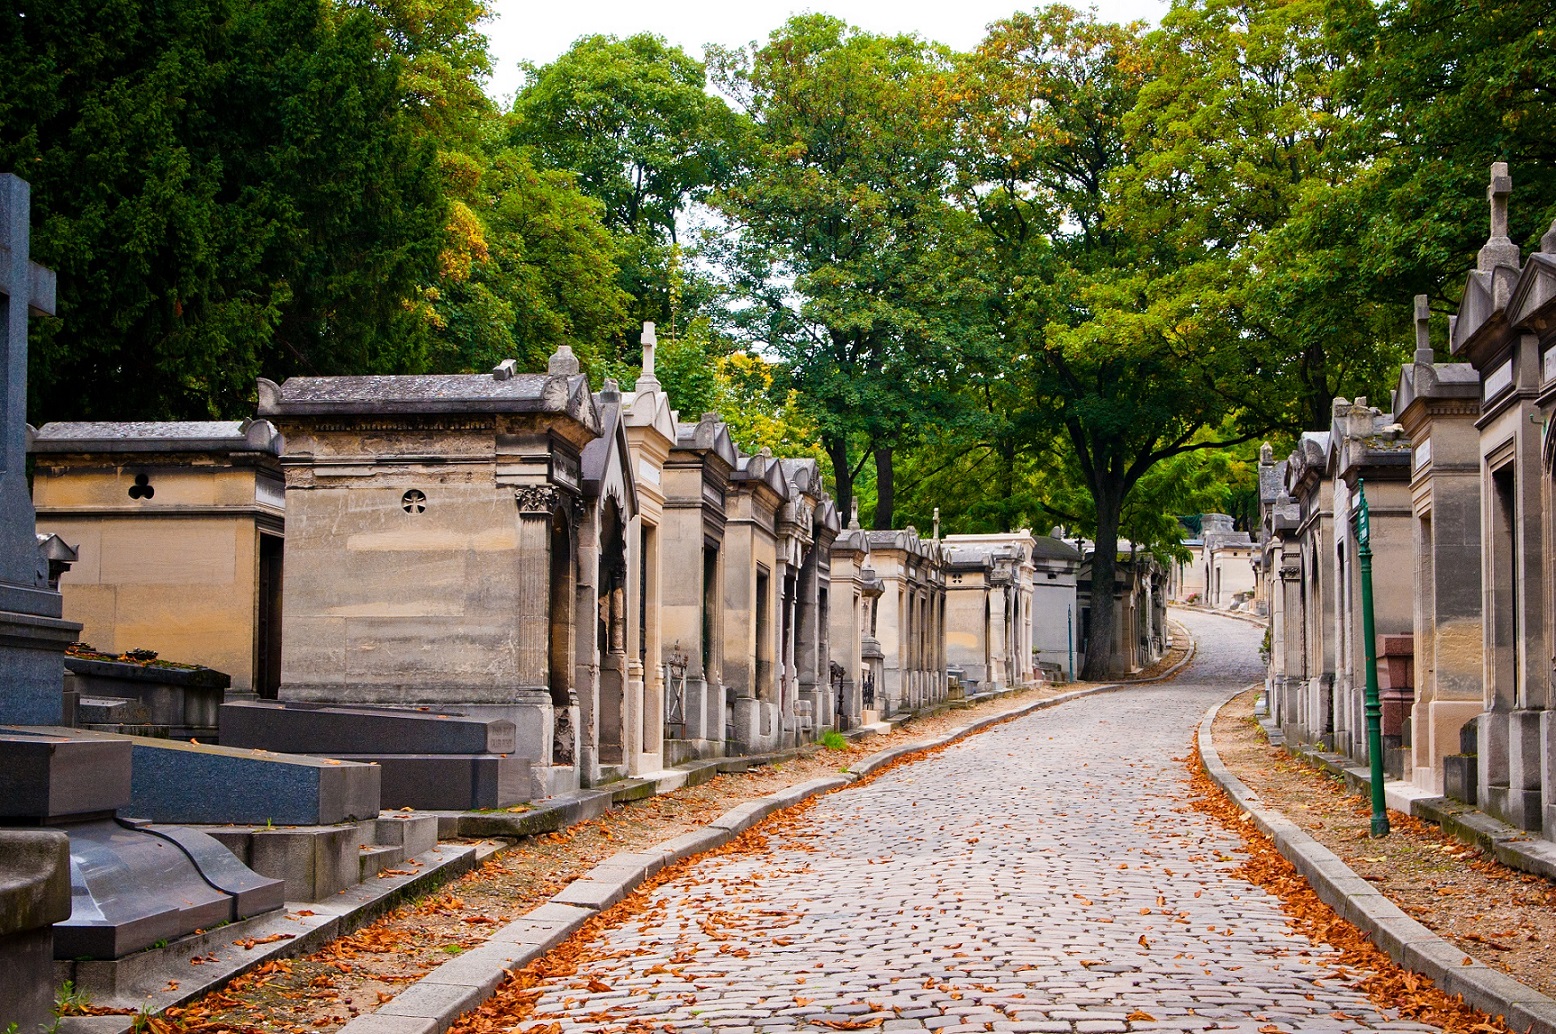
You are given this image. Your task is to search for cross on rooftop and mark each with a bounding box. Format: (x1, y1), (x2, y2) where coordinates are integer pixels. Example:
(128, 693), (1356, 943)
(1487, 162), (1511, 240)
(1413, 294), (1432, 363)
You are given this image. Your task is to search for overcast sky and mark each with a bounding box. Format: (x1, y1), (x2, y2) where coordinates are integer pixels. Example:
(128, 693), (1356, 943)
(483, 0), (1170, 104)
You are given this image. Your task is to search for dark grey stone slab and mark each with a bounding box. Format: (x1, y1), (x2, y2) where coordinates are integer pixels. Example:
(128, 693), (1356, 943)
(120, 735), (380, 825)
(146, 825), (284, 917)
(54, 818), (233, 959)
(221, 701), (517, 755)
(329, 754), (529, 810)
(0, 730), (131, 817)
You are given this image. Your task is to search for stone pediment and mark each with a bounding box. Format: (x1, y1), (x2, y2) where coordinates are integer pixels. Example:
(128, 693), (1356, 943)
(580, 398), (637, 514)
(674, 413), (739, 469)
(733, 449), (790, 503)
(622, 383), (678, 445)
(1508, 252), (1556, 340)
(1284, 432), (1330, 498)
(1450, 265), (1521, 363)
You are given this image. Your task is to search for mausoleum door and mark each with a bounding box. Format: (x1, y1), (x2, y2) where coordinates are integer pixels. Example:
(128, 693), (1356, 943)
(256, 533), (284, 699)
(597, 500), (628, 767)
(548, 509), (576, 765)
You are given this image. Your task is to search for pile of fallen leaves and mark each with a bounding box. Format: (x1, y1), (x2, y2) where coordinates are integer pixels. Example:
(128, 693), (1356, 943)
(1188, 741), (1515, 1034)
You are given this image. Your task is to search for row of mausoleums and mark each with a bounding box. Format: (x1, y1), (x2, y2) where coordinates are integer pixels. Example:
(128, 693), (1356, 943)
(28, 331), (1163, 802)
(1258, 163), (1556, 847)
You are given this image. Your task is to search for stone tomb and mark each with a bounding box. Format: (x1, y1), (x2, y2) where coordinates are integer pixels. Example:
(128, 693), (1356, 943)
(30, 419), (287, 700)
(619, 324), (679, 775)
(943, 532), (1039, 692)
(659, 412), (737, 762)
(0, 729), (286, 959)
(257, 347), (602, 800)
(1393, 295), (1485, 795)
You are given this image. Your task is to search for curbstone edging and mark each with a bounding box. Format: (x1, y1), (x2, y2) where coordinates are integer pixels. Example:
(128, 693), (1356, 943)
(1198, 692), (1556, 1034)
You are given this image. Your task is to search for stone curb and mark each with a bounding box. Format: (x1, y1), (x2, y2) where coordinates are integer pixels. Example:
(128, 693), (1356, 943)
(1198, 692), (1556, 1034)
(344, 667), (1198, 1034)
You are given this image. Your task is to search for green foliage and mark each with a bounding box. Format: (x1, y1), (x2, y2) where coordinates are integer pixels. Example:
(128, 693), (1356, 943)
(4, 0), (447, 419)
(709, 15), (988, 526)
(818, 729), (847, 750)
(510, 34), (739, 335)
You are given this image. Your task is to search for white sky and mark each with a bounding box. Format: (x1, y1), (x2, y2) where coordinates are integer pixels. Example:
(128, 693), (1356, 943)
(483, 0), (1170, 104)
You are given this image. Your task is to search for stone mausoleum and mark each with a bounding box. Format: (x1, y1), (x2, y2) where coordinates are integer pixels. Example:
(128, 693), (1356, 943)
(255, 347), (603, 799)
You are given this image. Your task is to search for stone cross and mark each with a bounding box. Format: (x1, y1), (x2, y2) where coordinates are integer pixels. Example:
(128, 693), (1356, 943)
(641, 321), (657, 377)
(1478, 162), (1521, 272)
(1488, 162), (1511, 239)
(1, 174), (56, 588)
(1413, 294), (1433, 365)
(637, 321), (660, 392)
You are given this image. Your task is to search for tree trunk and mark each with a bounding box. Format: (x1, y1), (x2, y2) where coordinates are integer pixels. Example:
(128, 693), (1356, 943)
(1080, 483), (1124, 681)
(826, 435), (854, 526)
(873, 446), (895, 530)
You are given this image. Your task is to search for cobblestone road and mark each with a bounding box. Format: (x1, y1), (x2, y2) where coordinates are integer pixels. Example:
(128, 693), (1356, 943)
(525, 611), (1439, 1034)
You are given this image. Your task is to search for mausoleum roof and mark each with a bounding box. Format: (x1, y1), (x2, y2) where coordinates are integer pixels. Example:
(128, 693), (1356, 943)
(31, 420), (283, 456)
(256, 369), (599, 432)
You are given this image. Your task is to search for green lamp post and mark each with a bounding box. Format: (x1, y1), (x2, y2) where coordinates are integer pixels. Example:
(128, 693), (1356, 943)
(1355, 479), (1390, 837)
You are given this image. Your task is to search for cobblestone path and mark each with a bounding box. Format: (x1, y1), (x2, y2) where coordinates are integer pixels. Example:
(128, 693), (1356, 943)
(524, 611), (1439, 1034)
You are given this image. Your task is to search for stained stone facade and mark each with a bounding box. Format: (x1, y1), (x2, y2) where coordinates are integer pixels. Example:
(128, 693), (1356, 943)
(827, 505), (881, 728)
(1264, 164), (1556, 849)
(864, 528), (948, 715)
(256, 348), (601, 799)
(658, 412), (737, 762)
(1199, 514), (1256, 610)
(1392, 297), (1484, 795)
(31, 421), (286, 699)
(1029, 531), (1083, 680)
(943, 532), (1037, 692)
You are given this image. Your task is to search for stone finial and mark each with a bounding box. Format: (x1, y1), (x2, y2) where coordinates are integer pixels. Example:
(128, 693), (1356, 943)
(1259, 442), (1273, 464)
(848, 497), (860, 530)
(601, 377), (620, 401)
(492, 358), (516, 381)
(548, 345), (580, 377)
(1413, 294), (1433, 365)
(1478, 162), (1522, 272)
(1051, 525), (1065, 539)
(1543, 218), (1556, 255)
(933, 506), (941, 541)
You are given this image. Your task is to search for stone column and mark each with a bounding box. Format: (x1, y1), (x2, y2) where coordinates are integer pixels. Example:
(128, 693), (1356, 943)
(514, 488), (559, 795)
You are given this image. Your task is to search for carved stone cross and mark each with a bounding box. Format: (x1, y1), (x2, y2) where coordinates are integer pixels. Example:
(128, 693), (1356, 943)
(1413, 294), (1432, 364)
(1, 174), (57, 587)
(1487, 162), (1512, 239)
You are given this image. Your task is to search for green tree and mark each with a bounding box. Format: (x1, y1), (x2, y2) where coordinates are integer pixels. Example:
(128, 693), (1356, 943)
(3, 0), (446, 419)
(709, 15), (988, 528)
(510, 34), (739, 335)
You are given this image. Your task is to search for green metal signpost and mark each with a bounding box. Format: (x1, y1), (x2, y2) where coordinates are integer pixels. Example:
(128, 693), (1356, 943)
(1355, 479), (1391, 837)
